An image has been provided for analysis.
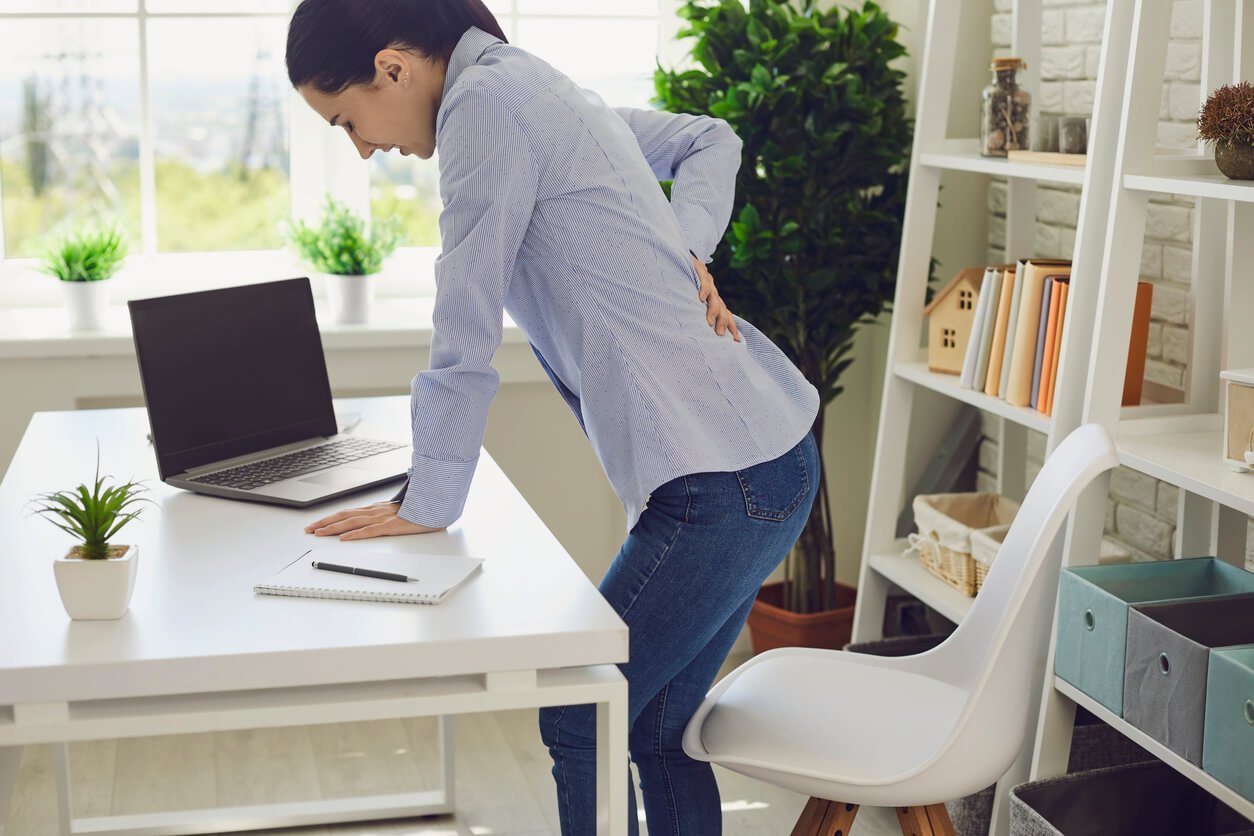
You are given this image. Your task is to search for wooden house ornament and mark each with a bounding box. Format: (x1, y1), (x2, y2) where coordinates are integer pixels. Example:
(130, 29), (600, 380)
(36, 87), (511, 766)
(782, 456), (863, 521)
(924, 267), (984, 375)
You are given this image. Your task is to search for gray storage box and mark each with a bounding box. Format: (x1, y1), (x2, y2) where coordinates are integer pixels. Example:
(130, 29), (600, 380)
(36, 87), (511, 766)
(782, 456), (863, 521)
(1204, 645), (1254, 804)
(1123, 593), (1254, 765)
(1010, 762), (1254, 836)
(1056, 558), (1254, 714)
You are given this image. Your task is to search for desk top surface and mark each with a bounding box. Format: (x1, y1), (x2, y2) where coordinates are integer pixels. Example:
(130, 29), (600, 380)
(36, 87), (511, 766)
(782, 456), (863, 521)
(0, 398), (627, 704)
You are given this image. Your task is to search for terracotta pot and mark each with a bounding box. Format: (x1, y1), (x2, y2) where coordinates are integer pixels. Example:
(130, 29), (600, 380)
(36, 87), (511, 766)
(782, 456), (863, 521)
(747, 580), (858, 654)
(1215, 141), (1254, 180)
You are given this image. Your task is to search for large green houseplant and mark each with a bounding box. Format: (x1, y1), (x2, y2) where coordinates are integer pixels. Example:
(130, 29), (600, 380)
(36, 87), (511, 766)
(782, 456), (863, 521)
(655, 0), (911, 633)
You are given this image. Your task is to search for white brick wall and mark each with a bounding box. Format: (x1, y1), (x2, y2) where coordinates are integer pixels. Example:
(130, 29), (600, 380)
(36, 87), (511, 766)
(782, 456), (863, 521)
(979, 0), (1254, 572)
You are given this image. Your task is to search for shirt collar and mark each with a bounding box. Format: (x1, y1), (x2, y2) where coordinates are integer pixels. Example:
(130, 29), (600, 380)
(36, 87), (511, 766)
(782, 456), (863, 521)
(441, 26), (502, 102)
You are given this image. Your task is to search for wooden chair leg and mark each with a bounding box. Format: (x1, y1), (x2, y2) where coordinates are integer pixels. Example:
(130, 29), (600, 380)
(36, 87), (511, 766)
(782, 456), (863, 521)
(790, 796), (860, 836)
(895, 803), (956, 836)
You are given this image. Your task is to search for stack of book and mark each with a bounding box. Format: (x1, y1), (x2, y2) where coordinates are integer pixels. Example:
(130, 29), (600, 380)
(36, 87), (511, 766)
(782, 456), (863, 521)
(958, 259), (1154, 414)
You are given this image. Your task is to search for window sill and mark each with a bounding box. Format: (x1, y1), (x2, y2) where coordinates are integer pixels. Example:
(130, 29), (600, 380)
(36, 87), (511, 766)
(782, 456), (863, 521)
(0, 299), (529, 361)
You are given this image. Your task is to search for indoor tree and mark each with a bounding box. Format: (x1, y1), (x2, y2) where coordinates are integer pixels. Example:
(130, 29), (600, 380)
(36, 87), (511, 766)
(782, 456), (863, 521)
(654, 0), (913, 613)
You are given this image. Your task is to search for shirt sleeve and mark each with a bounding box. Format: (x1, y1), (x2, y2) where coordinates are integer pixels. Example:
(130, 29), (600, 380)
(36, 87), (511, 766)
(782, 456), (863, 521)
(612, 105), (743, 264)
(395, 87), (539, 529)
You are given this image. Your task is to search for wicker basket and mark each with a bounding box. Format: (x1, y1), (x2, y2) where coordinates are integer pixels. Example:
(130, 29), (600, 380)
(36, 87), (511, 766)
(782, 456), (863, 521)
(908, 493), (1020, 597)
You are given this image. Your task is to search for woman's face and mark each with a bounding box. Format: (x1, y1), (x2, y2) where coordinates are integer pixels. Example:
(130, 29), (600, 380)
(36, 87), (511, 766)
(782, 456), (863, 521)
(298, 47), (444, 160)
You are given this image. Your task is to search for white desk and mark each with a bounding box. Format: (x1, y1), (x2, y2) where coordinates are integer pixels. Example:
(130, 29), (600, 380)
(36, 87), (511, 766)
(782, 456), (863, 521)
(0, 398), (629, 835)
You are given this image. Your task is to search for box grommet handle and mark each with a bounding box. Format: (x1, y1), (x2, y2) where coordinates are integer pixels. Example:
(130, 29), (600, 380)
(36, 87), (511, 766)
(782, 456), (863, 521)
(1244, 700), (1253, 726)
(1158, 653), (1171, 675)
(1083, 610), (1095, 631)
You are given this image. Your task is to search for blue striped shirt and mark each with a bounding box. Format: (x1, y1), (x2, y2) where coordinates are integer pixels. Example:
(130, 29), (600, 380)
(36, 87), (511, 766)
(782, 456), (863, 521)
(396, 27), (819, 533)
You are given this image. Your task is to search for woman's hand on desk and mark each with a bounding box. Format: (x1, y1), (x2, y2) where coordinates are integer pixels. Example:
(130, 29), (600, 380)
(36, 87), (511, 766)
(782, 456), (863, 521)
(304, 501), (446, 540)
(692, 255), (741, 343)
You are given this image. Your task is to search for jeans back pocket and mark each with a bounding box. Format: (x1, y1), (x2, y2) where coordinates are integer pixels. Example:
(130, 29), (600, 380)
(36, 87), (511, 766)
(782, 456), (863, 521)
(735, 441), (811, 522)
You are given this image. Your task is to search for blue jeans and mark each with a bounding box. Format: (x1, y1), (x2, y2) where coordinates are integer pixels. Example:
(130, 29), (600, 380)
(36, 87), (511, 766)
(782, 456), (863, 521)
(539, 431), (820, 835)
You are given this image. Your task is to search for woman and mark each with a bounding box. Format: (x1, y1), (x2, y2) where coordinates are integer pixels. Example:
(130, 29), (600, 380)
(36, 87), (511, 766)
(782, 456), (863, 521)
(288, 1), (820, 832)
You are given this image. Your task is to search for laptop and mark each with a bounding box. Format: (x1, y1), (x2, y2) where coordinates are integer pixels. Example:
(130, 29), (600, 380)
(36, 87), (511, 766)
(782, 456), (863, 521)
(128, 277), (410, 507)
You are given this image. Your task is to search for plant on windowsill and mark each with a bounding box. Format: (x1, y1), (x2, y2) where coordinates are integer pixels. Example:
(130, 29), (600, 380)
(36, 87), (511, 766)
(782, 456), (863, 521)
(38, 222), (128, 333)
(1198, 81), (1254, 181)
(284, 194), (402, 325)
(26, 447), (151, 620)
(655, 0), (913, 649)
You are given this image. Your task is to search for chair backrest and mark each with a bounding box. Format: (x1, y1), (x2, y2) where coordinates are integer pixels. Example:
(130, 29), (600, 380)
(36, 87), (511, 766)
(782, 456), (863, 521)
(913, 423), (1118, 778)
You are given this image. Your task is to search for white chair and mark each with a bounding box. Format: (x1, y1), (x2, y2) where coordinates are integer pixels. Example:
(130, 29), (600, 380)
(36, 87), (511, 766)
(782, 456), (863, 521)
(682, 423), (1119, 836)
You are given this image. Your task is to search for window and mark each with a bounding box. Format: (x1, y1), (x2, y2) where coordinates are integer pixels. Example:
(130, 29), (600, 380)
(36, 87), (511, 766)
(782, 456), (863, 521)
(942, 327), (956, 349)
(959, 288), (974, 310)
(1, 1), (684, 303)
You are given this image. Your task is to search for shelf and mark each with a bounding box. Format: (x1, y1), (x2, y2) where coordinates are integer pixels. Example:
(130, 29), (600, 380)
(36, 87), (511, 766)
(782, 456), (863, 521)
(867, 543), (975, 624)
(1124, 172), (1254, 202)
(1116, 414), (1254, 517)
(918, 139), (1087, 185)
(894, 362), (1052, 434)
(1055, 678), (1254, 822)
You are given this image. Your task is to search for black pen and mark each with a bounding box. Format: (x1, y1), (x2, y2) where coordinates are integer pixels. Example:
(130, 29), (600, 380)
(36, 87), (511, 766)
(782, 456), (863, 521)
(312, 561), (417, 583)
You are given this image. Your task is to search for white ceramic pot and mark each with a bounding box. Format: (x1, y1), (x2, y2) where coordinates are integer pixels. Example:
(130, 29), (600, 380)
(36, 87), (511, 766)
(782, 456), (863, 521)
(53, 544), (138, 620)
(320, 272), (375, 325)
(60, 279), (111, 332)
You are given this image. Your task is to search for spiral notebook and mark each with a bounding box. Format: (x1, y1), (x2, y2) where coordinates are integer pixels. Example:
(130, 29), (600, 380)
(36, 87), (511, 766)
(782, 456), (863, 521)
(254, 549), (483, 605)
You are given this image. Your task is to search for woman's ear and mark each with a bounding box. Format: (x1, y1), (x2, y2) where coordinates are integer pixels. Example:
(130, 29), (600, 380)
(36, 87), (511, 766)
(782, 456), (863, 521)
(374, 48), (410, 86)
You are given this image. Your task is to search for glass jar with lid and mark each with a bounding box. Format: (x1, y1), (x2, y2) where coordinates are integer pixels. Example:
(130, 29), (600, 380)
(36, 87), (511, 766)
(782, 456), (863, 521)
(981, 57), (1030, 157)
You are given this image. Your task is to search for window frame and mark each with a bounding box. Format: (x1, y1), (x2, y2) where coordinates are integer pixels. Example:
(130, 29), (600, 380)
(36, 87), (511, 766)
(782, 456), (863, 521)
(0, 0), (690, 307)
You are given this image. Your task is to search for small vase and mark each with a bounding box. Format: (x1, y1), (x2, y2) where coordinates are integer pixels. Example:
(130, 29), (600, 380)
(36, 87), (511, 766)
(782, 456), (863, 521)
(1215, 141), (1254, 180)
(60, 279), (111, 332)
(320, 272), (374, 325)
(53, 544), (138, 620)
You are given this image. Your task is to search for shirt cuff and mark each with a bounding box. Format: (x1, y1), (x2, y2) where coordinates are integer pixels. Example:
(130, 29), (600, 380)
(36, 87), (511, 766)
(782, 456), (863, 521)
(395, 454), (480, 529)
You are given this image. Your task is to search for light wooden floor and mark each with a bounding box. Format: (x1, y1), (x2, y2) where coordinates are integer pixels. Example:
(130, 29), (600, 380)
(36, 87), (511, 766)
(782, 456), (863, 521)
(5, 702), (900, 835)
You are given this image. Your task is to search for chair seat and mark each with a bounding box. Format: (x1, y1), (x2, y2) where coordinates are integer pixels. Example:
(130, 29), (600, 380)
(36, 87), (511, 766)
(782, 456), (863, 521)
(686, 650), (968, 799)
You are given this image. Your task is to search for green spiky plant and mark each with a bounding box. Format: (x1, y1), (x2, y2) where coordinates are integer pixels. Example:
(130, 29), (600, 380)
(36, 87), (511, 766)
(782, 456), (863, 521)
(284, 195), (401, 276)
(654, 0), (912, 614)
(38, 223), (128, 282)
(27, 448), (150, 560)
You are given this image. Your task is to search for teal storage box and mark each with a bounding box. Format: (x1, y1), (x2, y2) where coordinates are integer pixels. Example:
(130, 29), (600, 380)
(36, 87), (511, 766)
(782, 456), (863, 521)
(1123, 594), (1254, 765)
(1055, 557), (1254, 714)
(1204, 645), (1254, 803)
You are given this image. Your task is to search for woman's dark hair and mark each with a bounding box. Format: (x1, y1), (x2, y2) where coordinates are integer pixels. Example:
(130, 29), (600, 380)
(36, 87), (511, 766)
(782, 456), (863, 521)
(287, 0), (508, 93)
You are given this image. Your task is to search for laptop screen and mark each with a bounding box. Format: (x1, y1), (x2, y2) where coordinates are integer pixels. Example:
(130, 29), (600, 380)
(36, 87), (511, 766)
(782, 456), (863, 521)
(128, 278), (338, 480)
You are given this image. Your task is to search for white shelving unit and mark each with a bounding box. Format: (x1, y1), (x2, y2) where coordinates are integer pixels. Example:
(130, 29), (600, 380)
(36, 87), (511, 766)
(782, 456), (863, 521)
(849, 0), (1132, 830)
(1029, 0), (1254, 825)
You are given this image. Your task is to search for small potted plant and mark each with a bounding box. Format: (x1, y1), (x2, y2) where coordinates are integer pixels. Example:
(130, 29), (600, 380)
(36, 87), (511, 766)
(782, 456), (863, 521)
(284, 195), (401, 325)
(26, 450), (150, 620)
(38, 223), (128, 332)
(1198, 81), (1254, 181)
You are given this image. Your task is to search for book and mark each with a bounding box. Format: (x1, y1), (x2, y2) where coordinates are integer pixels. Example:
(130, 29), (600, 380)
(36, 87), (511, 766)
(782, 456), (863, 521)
(1031, 277), (1055, 410)
(998, 262), (1026, 399)
(1036, 277), (1065, 412)
(984, 266), (1017, 397)
(254, 549), (484, 605)
(960, 269), (997, 389)
(1043, 280), (1070, 416)
(974, 267), (1005, 391)
(1122, 281), (1154, 406)
(1006, 260), (1071, 407)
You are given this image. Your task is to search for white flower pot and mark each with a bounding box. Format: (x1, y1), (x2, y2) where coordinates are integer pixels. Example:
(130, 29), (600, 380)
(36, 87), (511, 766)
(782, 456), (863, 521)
(53, 544), (138, 620)
(60, 279), (111, 332)
(319, 272), (375, 325)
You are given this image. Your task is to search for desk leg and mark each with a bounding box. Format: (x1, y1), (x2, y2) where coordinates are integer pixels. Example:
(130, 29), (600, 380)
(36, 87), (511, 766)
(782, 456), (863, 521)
(0, 746), (23, 836)
(53, 744), (73, 836)
(438, 715), (456, 811)
(595, 679), (629, 836)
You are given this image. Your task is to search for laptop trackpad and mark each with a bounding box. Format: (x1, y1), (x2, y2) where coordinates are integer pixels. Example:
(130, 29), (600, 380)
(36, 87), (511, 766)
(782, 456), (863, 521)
(299, 468), (376, 488)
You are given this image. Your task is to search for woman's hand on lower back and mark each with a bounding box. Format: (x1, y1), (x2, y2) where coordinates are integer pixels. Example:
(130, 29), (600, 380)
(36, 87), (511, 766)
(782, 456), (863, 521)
(691, 255), (742, 342)
(304, 500), (446, 540)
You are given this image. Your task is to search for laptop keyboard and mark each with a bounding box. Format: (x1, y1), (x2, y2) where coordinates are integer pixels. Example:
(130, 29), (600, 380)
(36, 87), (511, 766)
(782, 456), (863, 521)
(188, 438), (406, 491)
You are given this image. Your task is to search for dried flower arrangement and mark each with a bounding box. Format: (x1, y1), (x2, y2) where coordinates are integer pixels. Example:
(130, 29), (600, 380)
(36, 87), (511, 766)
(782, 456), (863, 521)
(1197, 81), (1254, 179)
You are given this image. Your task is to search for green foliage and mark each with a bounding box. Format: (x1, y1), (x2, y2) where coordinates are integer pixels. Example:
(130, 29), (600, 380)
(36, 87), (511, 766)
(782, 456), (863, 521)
(27, 448), (149, 560)
(285, 195), (401, 276)
(655, 0), (913, 613)
(37, 222), (128, 282)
